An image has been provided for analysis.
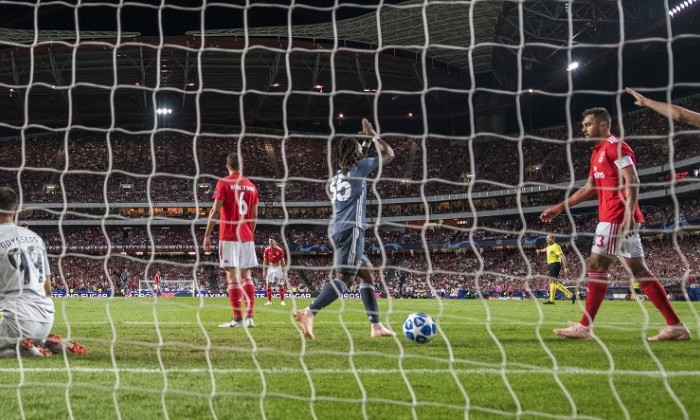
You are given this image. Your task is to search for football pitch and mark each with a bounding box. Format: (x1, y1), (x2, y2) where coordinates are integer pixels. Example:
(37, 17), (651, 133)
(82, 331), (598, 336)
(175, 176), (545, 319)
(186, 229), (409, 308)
(1, 297), (698, 420)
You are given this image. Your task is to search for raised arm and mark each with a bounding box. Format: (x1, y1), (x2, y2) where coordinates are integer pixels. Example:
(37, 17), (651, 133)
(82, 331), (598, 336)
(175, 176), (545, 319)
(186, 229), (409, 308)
(361, 118), (395, 165)
(626, 88), (700, 129)
(540, 177), (597, 223)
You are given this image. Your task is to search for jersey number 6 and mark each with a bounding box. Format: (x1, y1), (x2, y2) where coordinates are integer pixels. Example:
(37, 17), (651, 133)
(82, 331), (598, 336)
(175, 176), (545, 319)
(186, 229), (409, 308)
(237, 191), (249, 216)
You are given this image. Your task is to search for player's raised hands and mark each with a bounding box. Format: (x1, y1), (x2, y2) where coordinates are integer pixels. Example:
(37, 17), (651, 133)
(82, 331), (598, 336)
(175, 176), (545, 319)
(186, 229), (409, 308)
(626, 87), (700, 128)
(625, 88), (647, 107)
(361, 118), (378, 139)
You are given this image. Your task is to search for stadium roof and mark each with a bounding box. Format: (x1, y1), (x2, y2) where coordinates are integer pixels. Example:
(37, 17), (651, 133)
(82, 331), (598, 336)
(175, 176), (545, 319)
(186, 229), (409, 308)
(0, 28), (141, 43)
(186, 1), (502, 75)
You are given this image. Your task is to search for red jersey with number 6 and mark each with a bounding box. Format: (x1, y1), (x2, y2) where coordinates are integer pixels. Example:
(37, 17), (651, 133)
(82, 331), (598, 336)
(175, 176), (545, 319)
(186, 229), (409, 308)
(588, 135), (644, 224)
(263, 246), (285, 264)
(212, 172), (258, 242)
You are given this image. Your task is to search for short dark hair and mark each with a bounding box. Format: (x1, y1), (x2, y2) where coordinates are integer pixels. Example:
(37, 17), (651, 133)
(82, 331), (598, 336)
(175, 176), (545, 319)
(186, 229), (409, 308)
(582, 107), (611, 125)
(226, 152), (240, 171)
(0, 186), (17, 215)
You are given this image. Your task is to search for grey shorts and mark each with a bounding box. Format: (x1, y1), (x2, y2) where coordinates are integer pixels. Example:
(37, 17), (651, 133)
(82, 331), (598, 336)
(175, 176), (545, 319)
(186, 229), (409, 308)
(331, 228), (370, 275)
(0, 316), (53, 349)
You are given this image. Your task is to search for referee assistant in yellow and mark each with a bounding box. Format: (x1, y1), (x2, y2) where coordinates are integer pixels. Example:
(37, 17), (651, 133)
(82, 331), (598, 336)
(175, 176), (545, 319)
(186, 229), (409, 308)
(537, 235), (575, 304)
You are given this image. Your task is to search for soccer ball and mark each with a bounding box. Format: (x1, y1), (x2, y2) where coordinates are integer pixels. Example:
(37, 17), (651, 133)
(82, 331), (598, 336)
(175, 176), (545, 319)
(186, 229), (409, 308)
(403, 312), (437, 343)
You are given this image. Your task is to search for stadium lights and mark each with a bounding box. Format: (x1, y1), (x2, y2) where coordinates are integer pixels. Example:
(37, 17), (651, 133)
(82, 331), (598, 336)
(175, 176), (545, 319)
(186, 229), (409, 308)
(186, 82), (196, 87)
(270, 82), (281, 87)
(338, 113), (344, 119)
(566, 62), (579, 72)
(407, 112), (413, 117)
(156, 108), (172, 115)
(670, 0), (697, 17)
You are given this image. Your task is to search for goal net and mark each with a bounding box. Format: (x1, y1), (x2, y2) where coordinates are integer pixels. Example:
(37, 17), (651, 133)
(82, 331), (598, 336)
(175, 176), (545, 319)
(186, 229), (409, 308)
(1, 0), (699, 418)
(138, 280), (197, 297)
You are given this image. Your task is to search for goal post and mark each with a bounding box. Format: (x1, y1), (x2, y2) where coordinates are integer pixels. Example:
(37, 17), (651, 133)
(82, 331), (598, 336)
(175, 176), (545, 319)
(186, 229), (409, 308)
(138, 280), (196, 296)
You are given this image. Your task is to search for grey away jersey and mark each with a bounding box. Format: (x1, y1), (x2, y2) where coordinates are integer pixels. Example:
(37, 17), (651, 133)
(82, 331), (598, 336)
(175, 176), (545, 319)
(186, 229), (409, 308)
(328, 157), (379, 236)
(0, 223), (54, 321)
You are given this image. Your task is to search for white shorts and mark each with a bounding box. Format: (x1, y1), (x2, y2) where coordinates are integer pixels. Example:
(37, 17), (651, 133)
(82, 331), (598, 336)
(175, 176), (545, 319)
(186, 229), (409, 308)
(266, 266), (284, 285)
(0, 316), (53, 350)
(591, 222), (644, 259)
(219, 241), (258, 269)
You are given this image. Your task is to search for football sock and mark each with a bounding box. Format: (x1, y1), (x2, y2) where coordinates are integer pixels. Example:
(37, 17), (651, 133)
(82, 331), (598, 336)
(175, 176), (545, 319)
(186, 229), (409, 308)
(556, 282), (573, 298)
(580, 271), (608, 327)
(228, 283), (243, 320)
(639, 273), (681, 326)
(242, 279), (256, 318)
(309, 279), (347, 315)
(279, 285), (285, 302)
(549, 282), (556, 302)
(266, 284), (272, 303)
(360, 284), (380, 324)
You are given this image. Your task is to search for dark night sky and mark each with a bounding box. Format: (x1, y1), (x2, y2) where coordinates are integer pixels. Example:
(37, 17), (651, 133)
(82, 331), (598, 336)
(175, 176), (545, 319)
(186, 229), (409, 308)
(0, 0), (698, 131)
(0, 0), (395, 36)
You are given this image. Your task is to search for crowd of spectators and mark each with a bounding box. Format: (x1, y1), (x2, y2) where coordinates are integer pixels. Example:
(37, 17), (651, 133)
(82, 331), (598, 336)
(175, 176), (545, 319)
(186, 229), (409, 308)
(1, 95), (698, 207)
(5, 96), (699, 298)
(30, 197), (698, 255)
(47, 234), (699, 298)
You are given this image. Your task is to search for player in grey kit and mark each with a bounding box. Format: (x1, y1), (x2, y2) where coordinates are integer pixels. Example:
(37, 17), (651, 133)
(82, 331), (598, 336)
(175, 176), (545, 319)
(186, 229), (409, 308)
(0, 187), (87, 358)
(295, 118), (396, 339)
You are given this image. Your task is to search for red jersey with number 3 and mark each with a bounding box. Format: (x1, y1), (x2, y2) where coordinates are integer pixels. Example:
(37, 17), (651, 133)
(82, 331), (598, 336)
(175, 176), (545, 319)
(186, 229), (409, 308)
(588, 135), (644, 224)
(263, 246), (285, 264)
(212, 172), (258, 242)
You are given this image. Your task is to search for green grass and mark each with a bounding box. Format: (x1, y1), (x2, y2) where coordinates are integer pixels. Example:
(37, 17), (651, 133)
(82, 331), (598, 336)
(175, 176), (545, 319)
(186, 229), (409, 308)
(1, 297), (699, 420)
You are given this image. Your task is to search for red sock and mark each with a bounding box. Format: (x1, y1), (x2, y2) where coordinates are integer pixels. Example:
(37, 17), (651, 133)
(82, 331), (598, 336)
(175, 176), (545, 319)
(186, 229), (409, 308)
(228, 283), (242, 320)
(266, 284), (272, 303)
(242, 279), (256, 318)
(639, 272), (681, 326)
(279, 285), (285, 302)
(580, 271), (609, 327)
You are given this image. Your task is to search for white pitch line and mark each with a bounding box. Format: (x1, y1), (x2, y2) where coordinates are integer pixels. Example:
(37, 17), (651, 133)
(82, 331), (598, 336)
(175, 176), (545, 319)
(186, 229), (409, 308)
(50, 320), (660, 327)
(0, 366), (698, 377)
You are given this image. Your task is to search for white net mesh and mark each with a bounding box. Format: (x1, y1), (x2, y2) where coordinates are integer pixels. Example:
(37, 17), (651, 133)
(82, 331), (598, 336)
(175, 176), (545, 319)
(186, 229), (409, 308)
(0, 0), (699, 418)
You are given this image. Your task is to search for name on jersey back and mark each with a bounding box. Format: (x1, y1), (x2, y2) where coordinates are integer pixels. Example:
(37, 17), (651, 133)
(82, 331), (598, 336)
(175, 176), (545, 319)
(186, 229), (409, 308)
(229, 184), (256, 192)
(0, 236), (40, 249)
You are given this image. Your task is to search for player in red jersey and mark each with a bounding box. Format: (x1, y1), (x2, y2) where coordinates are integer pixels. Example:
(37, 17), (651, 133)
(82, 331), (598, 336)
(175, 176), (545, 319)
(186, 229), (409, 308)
(541, 107), (689, 341)
(153, 271), (161, 297)
(262, 237), (287, 306)
(203, 152), (259, 329)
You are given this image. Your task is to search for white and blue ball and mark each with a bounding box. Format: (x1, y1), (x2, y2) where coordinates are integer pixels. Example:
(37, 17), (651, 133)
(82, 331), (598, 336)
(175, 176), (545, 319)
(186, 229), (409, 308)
(402, 312), (437, 343)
